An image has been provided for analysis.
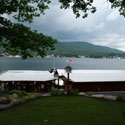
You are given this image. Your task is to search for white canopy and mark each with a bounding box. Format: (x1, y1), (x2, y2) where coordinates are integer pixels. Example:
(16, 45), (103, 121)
(57, 69), (125, 82)
(0, 70), (55, 82)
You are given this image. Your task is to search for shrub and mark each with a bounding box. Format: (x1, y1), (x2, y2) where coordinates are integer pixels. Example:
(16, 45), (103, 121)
(0, 89), (10, 93)
(58, 90), (65, 96)
(10, 90), (27, 98)
(116, 94), (123, 101)
(51, 89), (65, 96)
(69, 90), (79, 95)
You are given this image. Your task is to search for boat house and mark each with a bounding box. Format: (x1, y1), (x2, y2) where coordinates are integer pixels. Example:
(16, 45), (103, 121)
(1, 69), (125, 92)
(57, 69), (125, 92)
(0, 70), (55, 93)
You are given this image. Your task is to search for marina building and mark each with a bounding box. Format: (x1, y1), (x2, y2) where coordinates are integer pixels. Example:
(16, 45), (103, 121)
(0, 70), (55, 92)
(1, 69), (125, 92)
(57, 69), (125, 92)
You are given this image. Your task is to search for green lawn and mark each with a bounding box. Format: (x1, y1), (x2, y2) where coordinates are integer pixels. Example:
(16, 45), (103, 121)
(0, 96), (125, 125)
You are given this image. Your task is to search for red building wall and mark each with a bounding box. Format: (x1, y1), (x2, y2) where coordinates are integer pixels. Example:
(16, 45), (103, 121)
(72, 81), (125, 92)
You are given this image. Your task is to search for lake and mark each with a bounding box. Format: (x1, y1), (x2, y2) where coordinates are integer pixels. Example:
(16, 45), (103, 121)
(0, 57), (125, 72)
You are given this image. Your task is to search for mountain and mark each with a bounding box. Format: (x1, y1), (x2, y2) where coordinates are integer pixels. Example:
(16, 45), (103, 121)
(0, 41), (123, 58)
(48, 41), (123, 58)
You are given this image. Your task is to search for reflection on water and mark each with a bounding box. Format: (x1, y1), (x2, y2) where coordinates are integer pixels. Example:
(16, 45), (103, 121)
(0, 57), (125, 72)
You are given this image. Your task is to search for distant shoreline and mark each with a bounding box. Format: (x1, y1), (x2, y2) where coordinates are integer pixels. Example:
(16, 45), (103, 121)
(0, 55), (124, 59)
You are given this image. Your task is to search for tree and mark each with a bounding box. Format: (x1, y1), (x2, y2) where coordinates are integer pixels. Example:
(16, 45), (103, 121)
(1, 23), (57, 59)
(0, 0), (57, 59)
(0, 0), (124, 58)
(59, 0), (125, 18)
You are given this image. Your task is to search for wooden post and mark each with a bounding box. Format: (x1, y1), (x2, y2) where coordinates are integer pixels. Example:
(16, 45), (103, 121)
(67, 73), (69, 95)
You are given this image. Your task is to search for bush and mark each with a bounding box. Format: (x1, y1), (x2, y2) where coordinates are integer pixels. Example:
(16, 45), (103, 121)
(58, 90), (65, 96)
(51, 89), (65, 96)
(68, 90), (79, 95)
(10, 90), (27, 98)
(0, 89), (10, 93)
(116, 94), (123, 101)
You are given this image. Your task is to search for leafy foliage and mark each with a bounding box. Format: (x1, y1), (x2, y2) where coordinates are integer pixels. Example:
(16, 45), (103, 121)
(0, 0), (56, 59)
(51, 89), (65, 96)
(0, 0), (51, 23)
(116, 94), (124, 101)
(59, 0), (96, 18)
(1, 23), (57, 59)
(10, 90), (27, 97)
(68, 89), (79, 95)
(51, 89), (78, 96)
(59, 0), (125, 18)
(110, 0), (125, 17)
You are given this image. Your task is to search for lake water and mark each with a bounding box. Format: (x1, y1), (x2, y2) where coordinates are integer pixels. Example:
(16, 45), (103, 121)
(0, 57), (125, 72)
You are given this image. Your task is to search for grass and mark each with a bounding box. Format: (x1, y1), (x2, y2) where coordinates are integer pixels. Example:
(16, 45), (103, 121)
(0, 96), (125, 125)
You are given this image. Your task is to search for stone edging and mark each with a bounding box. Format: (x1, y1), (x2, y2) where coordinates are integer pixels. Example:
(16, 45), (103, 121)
(0, 94), (42, 110)
(78, 92), (118, 101)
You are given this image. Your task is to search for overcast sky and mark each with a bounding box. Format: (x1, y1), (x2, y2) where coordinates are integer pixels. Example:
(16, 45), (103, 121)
(21, 0), (125, 51)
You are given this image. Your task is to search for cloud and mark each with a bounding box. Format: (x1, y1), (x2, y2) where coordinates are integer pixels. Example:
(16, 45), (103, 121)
(118, 47), (125, 51)
(107, 10), (119, 21)
(95, 22), (105, 29)
(23, 0), (125, 51)
(90, 33), (125, 51)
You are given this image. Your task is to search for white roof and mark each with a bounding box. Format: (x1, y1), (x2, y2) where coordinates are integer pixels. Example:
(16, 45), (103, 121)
(0, 70), (55, 82)
(57, 69), (125, 82)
